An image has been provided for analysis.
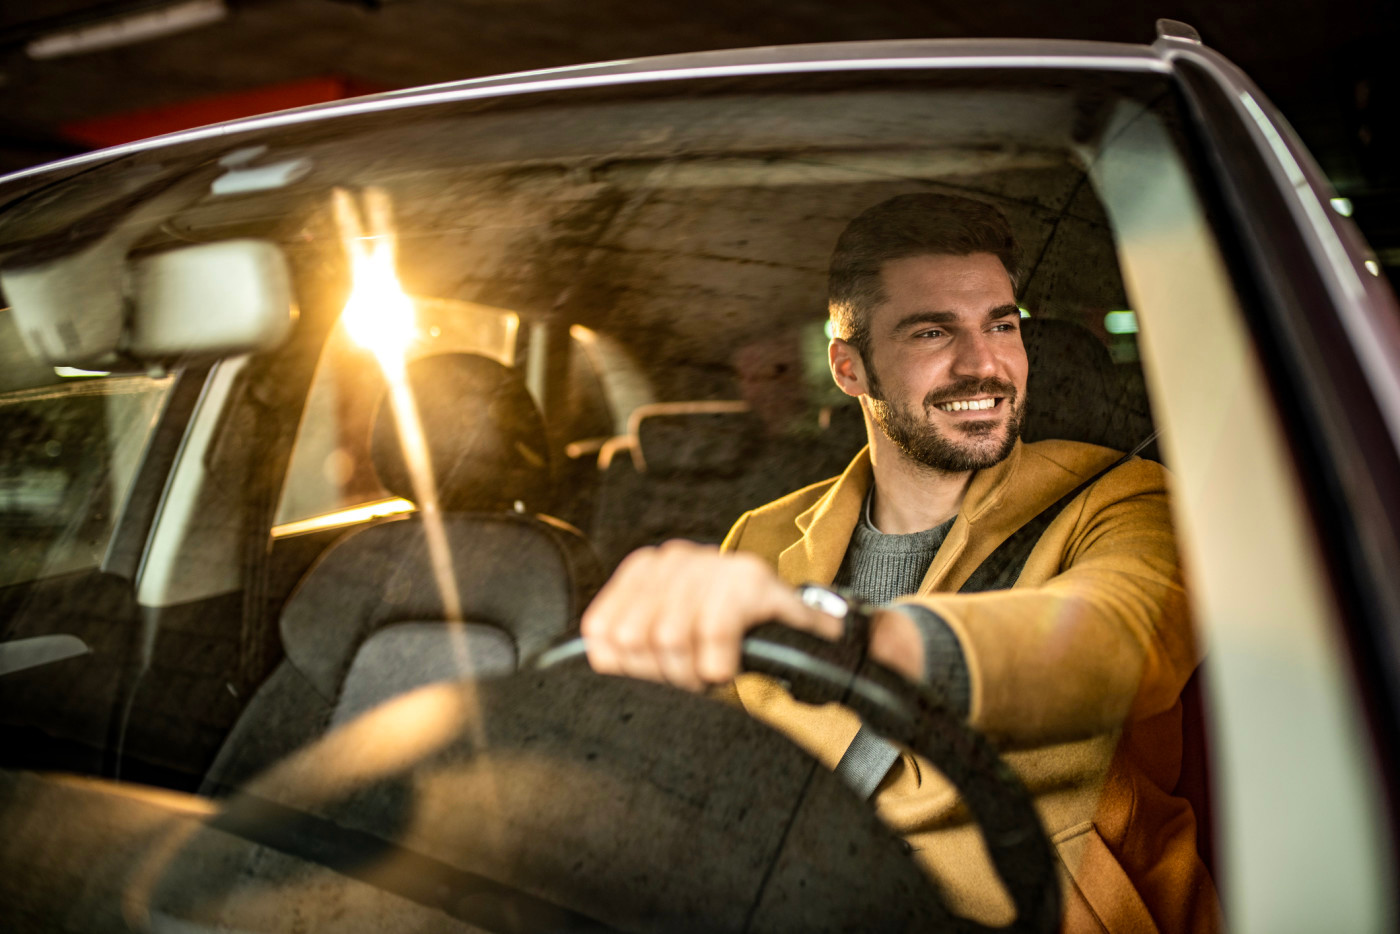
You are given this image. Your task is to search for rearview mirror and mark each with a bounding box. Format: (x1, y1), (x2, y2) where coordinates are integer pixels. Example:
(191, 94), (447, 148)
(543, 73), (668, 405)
(128, 240), (294, 357)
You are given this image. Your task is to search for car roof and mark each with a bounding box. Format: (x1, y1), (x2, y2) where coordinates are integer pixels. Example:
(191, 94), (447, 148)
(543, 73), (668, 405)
(0, 37), (1180, 194)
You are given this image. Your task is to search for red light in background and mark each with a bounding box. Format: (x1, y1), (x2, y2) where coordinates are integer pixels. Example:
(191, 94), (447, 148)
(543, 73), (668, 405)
(59, 76), (385, 148)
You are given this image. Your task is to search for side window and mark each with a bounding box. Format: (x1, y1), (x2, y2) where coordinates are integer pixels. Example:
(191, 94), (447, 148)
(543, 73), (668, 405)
(0, 371), (172, 587)
(274, 297), (519, 528)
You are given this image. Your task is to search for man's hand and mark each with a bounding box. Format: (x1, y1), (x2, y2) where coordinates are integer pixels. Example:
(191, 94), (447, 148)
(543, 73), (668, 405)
(582, 540), (927, 689)
(581, 541), (842, 690)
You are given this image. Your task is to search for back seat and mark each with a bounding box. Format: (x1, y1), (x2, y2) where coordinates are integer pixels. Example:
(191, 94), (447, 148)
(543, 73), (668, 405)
(589, 401), (864, 570)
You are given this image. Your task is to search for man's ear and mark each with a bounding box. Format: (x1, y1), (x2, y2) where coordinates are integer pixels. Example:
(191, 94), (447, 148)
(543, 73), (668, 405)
(829, 338), (869, 398)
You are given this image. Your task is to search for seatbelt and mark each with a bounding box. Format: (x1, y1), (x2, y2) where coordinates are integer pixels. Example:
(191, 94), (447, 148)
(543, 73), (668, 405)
(958, 433), (1157, 594)
(835, 724), (903, 798)
(834, 434), (1157, 798)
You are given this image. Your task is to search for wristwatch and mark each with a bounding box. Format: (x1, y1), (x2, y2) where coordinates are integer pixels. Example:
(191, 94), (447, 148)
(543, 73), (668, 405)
(795, 583), (877, 647)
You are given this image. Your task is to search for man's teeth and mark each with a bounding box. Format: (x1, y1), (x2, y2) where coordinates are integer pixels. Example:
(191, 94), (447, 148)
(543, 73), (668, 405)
(937, 398), (997, 412)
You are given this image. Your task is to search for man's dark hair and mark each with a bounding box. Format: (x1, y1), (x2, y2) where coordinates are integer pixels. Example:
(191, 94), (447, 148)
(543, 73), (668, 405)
(828, 194), (1019, 360)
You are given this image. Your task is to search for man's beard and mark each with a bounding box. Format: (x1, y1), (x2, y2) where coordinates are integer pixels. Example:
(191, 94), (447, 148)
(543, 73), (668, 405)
(866, 368), (1026, 473)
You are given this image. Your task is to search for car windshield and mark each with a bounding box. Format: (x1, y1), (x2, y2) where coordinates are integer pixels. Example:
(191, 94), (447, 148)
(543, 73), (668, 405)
(0, 62), (1315, 931)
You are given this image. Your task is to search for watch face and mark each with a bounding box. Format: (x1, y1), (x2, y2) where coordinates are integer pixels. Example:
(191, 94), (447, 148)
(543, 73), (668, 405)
(801, 585), (850, 620)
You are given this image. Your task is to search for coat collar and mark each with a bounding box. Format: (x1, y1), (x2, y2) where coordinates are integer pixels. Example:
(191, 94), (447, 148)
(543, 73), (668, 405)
(776, 441), (1026, 590)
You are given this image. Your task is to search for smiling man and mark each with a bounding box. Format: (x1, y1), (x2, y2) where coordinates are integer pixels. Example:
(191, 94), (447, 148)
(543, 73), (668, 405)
(583, 194), (1216, 933)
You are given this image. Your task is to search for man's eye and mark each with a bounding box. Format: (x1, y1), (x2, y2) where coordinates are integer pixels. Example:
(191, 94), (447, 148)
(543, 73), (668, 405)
(914, 329), (945, 339)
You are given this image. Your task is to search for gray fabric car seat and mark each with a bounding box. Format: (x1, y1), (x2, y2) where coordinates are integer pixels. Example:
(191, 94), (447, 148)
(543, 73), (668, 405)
(202, 353), (602, 796)
(1020, 317), (1158, 457)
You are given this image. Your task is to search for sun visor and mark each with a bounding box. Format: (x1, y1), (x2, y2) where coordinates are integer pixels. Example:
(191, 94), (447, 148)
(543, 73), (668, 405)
(1, 239), (128, 366)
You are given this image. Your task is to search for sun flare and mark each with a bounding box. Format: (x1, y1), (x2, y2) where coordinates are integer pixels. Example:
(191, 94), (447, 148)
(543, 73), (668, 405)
(334, 187), (416, 370)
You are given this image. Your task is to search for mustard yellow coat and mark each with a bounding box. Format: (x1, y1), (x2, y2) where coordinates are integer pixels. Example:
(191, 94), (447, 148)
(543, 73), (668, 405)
(721, 440), (1219, 933)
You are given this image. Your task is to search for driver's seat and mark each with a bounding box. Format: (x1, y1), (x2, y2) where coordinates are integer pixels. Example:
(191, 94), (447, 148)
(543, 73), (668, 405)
(202, 353), (602, 795)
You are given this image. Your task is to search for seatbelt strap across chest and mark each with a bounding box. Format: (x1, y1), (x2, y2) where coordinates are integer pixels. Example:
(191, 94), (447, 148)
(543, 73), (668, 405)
(957, 438), (1151, 594)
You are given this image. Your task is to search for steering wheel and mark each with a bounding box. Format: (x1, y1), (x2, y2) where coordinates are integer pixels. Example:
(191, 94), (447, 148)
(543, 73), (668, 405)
(534, 623), (1061, 934)
(145, 624), (1059, 933)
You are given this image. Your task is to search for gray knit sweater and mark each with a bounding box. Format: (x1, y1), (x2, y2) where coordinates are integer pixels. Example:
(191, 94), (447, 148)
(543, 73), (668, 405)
(832, 491), (970, 715)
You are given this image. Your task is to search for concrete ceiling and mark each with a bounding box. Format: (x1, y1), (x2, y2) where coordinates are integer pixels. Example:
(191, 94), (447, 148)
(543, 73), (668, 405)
(0, 0), (1396, 256)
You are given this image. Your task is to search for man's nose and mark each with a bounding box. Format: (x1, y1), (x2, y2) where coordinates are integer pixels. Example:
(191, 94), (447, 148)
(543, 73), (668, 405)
(950, 331), (1000, 379)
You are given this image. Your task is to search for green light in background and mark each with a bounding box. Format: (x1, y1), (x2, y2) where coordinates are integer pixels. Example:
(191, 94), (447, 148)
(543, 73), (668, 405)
(824, 319), (836, 339)
(1018, 306), (1031, 318)
(1330, 197), (1354, 218)
(54, 367), (110, 378)
(1104, 310), (1138, 335)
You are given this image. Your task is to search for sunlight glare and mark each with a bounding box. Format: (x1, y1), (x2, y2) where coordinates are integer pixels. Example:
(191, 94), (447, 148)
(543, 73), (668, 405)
(335, 187), (417, 369)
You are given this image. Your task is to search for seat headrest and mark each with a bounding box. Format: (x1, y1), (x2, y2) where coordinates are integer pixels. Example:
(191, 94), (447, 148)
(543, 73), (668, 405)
(371, 353), (551, 512)
(630, 401), (762, 478)
(1021, 317), (1153, 455)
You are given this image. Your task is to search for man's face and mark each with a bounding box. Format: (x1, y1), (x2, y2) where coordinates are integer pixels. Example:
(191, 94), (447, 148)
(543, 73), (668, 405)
(855, 252), (1029, 473)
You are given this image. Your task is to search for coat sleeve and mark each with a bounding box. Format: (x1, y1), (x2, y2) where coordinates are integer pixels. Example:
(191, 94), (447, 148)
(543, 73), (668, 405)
(897, 462), (1198, 748)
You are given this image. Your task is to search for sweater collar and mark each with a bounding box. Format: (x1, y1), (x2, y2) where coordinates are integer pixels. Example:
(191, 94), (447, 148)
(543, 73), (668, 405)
(780, 440), (1025, 587)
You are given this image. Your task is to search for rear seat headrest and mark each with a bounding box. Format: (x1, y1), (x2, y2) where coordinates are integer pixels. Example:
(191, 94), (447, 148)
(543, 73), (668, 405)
(371, 352), (552, 512)
(629, 401), (762, 479)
